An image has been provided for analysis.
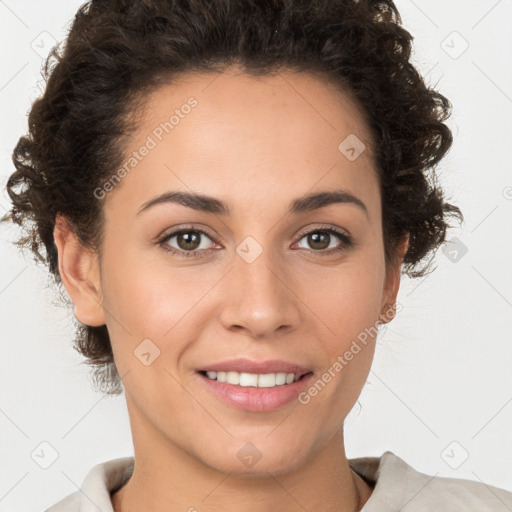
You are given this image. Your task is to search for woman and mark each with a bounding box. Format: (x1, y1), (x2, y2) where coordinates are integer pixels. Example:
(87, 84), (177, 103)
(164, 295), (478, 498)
(3, 0), (511, 510)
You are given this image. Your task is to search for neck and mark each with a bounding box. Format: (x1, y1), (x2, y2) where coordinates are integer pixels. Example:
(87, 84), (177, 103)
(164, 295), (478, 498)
(111, 398), (374, 512)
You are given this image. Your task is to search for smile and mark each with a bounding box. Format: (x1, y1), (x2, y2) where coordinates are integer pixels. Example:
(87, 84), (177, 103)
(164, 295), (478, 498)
(197, 370), (314, 412)
(202, 370), (302, 387)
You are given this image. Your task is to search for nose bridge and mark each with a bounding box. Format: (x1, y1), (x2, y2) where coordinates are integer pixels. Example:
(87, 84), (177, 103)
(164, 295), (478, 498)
(219, 238), (301, 337)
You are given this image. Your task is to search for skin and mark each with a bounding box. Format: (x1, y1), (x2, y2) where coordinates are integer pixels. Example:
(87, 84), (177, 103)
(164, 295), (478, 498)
(54, 67), (408, 512)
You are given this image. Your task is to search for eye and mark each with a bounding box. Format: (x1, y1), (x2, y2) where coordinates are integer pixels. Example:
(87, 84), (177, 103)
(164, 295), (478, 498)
(158, 227), (218, 258)
(294, 227), (353, 256)
(157, 225), (353, 259)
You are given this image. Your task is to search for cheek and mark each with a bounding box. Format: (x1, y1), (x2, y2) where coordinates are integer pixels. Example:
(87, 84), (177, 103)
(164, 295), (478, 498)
(296, 253), (384, 391)
(298, 255), (385, 341)
(99, 248), (220, 368)
(334, 269), (383, 336)
(288, 264), (383, 448)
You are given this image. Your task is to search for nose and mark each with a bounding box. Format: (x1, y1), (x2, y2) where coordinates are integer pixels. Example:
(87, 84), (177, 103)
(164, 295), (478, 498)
(218, 247), (302, 339)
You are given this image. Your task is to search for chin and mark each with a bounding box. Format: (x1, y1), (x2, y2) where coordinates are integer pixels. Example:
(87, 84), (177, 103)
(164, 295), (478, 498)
(196, 438), (310, 477)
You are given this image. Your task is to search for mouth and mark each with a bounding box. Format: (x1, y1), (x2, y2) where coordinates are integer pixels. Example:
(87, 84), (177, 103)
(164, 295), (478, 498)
(198, 370), (312, 388)
(195, 359), (315, 412)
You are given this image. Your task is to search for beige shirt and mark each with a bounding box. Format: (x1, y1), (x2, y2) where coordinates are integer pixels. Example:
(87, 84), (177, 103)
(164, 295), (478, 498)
(45, 451), (512, 511)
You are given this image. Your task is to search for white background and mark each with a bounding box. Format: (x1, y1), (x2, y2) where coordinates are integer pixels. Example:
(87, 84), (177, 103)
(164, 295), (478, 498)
(1, 1), (511, 510)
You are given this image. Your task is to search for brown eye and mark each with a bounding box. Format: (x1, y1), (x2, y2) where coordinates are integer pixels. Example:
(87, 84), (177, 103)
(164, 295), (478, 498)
(159, 228), (218, 258)
(306, 231), (331, 250)
(295, 227), (353, 255)
(175, 231), (202, 251)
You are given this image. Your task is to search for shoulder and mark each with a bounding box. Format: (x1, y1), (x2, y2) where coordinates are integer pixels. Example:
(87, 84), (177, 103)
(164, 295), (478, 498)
(44, 457), (134, 512)
(350, 451), (512, 511)
(44, 491), (81, 512)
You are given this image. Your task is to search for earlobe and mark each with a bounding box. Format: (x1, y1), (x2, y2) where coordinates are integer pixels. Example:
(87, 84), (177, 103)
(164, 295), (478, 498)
(379, 233), (409, 325)
(53, 214), (106, 327)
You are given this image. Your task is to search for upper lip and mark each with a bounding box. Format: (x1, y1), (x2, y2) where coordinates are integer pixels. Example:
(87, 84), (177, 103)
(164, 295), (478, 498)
(197, 358), (312, 376)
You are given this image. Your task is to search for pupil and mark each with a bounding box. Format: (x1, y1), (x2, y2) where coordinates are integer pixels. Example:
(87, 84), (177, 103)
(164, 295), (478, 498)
(309, 232), (329, 250)
(179, 232), (200, 250)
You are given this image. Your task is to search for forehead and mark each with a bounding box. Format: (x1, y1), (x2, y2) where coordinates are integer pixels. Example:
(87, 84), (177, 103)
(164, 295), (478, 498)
(105, 67), (380, 222)
(142, 67), (375, 158)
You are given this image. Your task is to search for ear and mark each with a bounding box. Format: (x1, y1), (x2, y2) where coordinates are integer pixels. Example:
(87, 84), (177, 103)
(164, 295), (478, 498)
(53, 214), (106, 326)
(379, 232), (409, 325)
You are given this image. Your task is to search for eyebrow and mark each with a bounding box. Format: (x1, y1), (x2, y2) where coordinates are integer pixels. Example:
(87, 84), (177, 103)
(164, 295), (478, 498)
(137, 189), (368, 218)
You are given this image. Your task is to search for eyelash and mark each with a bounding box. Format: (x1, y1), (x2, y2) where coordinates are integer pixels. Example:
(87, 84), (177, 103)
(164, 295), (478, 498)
(157, 225), (353, 259)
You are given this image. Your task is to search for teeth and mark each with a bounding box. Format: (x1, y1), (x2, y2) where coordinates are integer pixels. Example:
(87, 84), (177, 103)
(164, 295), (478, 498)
(240, 372), (258, 386)
(226, 371), (240, 385)
(204, 371), (301, 387)
(275, 373), (286, 385)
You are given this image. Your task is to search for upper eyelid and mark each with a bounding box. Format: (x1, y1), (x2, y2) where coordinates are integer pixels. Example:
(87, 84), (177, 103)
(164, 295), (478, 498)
(159, 226), (218, 244)
(299, 225), (350, 238)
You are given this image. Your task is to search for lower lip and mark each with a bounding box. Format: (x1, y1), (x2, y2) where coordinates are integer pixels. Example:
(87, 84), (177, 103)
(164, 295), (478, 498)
(197, 372), (314, 412)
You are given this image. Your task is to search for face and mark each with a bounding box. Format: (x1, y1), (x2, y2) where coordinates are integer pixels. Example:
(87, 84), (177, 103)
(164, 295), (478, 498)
(64, 67), (404, 475)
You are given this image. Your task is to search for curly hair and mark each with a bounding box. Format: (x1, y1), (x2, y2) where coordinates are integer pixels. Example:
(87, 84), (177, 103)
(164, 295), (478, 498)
(2, 0), (463, 395)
